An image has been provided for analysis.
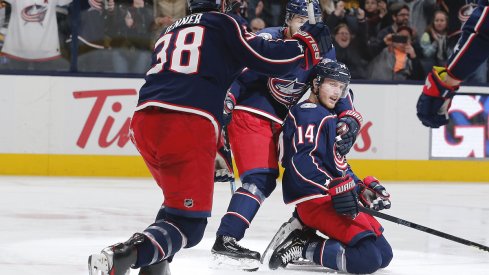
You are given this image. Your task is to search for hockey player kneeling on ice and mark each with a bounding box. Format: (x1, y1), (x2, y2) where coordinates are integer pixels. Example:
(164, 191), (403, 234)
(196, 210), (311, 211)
(267, 60), (393, 274)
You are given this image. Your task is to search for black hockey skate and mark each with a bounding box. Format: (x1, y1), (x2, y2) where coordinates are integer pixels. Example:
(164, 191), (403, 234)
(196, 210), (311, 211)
(88, 233), (145, 275)
(268, 229), (308, 270)
(211, 235), (261, 271)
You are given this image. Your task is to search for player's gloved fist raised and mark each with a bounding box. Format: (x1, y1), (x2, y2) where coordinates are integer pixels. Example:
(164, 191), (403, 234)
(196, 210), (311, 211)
(336, 110), (363, 156)
(416, 66), (458, 128)
(293, 22), (333, 68)
(223, 92), (236, 127)
(328, 175), (358, 218)
(357, 176), (391, 211)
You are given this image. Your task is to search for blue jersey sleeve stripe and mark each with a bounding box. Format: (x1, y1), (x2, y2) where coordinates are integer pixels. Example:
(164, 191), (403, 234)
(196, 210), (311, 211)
(218, 12), (304, 64)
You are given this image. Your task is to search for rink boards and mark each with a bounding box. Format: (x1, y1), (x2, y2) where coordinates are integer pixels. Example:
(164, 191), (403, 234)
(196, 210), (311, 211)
(1, 74), (489, 181)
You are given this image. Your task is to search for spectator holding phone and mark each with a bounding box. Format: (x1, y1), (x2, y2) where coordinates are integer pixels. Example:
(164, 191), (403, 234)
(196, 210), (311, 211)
(367, 2), (410, 58)
(367, 25), (423, 80)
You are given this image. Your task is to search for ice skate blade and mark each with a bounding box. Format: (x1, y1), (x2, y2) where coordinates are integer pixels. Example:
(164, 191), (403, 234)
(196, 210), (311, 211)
(211, 252), (260, 272)
(261, 217), (303, 264)
(88, 253), (110, 275)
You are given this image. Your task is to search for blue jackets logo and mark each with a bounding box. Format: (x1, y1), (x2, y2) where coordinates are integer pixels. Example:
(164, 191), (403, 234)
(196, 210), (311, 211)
(268, 78), (306, 107)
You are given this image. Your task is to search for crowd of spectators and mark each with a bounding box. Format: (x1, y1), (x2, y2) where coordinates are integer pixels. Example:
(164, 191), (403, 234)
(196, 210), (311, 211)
(0, 0), (487, 84)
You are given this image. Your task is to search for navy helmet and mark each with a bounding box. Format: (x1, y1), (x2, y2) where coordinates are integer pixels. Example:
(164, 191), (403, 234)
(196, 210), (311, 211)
(285, 0), (322, 25)
(187, 0), (220, 13)
(313, 59), (350, 96)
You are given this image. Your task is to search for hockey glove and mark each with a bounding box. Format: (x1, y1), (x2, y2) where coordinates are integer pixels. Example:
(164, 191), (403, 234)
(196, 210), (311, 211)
(328, 175), (358, 218)
(223, 92), (236, 127)
(416, 66), (459, 128)
(215, 129), (234, 183)
(293, 22), (333, 69)
(357, 176), (391, 211)
(335, 110), (363, 156)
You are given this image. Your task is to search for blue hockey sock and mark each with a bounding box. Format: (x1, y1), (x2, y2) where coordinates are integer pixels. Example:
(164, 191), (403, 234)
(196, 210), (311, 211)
(216, 186), (262, 240)
(135, 220), (186, 267)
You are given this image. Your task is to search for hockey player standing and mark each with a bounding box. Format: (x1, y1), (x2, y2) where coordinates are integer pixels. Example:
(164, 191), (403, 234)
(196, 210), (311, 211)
(87, 0), (334, 274)
(417, 0), (489, 128)
(267, 60), (393, 274)
(211, 0), (363, 271)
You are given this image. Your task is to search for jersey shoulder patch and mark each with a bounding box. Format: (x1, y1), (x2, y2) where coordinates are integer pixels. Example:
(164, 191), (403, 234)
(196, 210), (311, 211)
(300, 103), (317, 109)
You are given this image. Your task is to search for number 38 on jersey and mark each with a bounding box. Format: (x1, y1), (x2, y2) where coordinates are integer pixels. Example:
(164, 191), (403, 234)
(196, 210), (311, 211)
(147, 26), (205, 75)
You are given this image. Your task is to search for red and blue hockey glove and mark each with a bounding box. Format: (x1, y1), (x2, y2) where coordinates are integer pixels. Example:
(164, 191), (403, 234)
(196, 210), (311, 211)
(215, 129), (234, 183)
(223, 92), (236, 127)
(328, 175), (358, 218)
(416, 66), (459, 128)
(293, 22), (333, 69)
(335, 110), (363, 156)
(357, 176), (391, 211)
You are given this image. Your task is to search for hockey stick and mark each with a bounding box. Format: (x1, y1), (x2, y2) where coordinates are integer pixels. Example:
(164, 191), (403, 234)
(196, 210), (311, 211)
(222, 125), (236, 194)
(359, 206), (489, 252)
(307, 0), (316, 24)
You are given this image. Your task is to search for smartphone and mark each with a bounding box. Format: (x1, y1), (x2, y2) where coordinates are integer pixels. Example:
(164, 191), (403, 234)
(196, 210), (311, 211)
(392, 34), (408, 43)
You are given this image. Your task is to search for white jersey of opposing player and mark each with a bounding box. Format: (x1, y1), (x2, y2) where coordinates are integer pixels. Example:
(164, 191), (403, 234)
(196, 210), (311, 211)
(2, 0), (72, 61)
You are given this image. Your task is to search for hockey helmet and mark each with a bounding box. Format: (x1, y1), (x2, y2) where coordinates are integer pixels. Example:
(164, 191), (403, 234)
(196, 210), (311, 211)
(187, 0), (220, 13)
(285, 0), (322, 25)
(313, 59), (350, 97)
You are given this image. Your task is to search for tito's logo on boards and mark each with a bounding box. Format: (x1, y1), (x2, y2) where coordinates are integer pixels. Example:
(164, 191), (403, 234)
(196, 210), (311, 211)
(73, 89), (137, 150)
(431, 94), (489, 158)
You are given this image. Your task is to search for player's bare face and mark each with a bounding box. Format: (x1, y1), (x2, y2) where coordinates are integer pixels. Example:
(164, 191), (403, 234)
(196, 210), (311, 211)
(318, 79), (345, 109)
(288, 15), (308, 37)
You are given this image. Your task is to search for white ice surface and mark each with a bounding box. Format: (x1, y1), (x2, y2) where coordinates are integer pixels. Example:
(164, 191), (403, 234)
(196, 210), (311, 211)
(0, 177), (488, 275)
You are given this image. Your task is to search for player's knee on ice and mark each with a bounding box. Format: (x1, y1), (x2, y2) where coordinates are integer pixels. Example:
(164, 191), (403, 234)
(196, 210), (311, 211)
(346, 237), (390, 274)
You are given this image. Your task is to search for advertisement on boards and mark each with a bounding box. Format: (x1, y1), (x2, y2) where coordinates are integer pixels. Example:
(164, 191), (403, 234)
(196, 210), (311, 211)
(431, 94), (489, 159)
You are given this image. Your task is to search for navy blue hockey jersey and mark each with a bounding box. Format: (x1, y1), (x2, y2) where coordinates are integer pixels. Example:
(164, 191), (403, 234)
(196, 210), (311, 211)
(281, 100), (356, 205)
(136, 12), (308, 133)
(229, 27), (354, 124)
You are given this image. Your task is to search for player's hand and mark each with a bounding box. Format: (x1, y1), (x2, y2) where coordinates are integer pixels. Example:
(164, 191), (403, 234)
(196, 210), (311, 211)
(416, 66), (458, 128)
(223, 92), (236, 127)
(357, 176), (391, 211)
(293, 22), (333, 68)
(328, 175), (358, 218)
(335, 110), (362, 156)
(214, 130), (234, 183)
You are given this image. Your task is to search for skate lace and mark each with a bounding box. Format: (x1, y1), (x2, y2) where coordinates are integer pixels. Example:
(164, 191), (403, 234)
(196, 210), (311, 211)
(280, 245), (302, 264)
(223, 236), (248, 251)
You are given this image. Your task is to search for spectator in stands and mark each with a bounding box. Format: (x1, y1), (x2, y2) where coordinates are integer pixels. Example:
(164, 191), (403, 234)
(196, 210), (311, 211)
(319, 0), (335, 16)
(152, 0), (187, 40)
(111, 0), (154, 74)
(76, 0), (117, 72)
(367, 2), (410, 58)
(250, 17), (266, 33)
(247, 0), (263, 21)
(1, 0), (72, 71)
(333, 23), (369, 79)
(325, 0), (366, 34)
(363, 0), (389, 42)
(262, 0), (285, 27)
(419, 10), (448, 74)
(404, 0), (437, 40)
(0, 1), (7, 54)
(367, 25), (423, 80)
